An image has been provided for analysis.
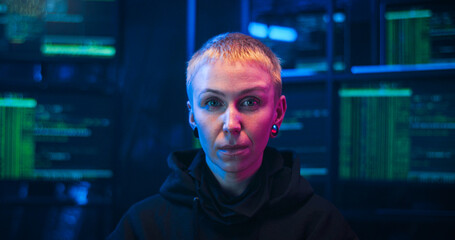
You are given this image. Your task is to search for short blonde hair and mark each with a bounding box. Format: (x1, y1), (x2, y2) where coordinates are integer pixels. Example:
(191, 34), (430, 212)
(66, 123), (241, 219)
(186, 32), (282, 101)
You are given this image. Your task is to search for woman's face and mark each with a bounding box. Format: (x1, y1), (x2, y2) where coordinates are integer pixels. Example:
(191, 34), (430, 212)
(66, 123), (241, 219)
(188, 61), (286, 179)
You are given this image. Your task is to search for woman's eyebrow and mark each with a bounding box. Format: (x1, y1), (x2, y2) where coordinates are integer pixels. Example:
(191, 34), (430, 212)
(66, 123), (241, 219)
(198, 89), (225, 98)
(199, 86), (268, 98)
(239, 86), (268, 95)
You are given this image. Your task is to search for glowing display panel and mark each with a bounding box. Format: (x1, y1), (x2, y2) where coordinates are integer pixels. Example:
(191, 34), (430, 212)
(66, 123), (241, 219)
(0, 0), (118, 60)
(0, 91), (117, 180)
(386, 5), (455, 65)
(339, 81), (455, 183)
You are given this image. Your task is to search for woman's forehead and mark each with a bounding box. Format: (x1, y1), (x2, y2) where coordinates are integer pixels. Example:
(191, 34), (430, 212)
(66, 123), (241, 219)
(192, 61), (273, 91)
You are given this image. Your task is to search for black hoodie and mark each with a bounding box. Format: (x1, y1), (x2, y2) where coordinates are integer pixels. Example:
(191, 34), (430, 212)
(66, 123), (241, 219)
(108, 147), (358, 240)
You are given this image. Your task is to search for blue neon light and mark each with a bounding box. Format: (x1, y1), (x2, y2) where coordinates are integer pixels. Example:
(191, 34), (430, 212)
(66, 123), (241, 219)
(333, 12), (346, 23)
(248, 22), (268, 38)
(33, 64), (42, 82)
(300, 167), (328, 176)
(281, 68), (317, 77)
(351, 63), (455, 74)
(269, 25), (298, 42)
(248, 22), (298, 42)
(69, 182), (90, 205)
(323, 13), (346, 23)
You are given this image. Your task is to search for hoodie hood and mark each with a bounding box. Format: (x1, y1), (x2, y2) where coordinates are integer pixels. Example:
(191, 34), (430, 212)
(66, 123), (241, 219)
(159, 147), (314, 225)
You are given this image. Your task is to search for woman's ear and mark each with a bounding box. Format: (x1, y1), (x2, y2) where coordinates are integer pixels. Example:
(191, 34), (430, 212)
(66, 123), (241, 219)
(187, 101), (196, 128)
(274, 95), (287, 127)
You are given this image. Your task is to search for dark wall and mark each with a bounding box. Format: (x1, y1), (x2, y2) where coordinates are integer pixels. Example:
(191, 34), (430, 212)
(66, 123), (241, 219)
(113, 0), (191, 221)
(195, 0), (243, 48)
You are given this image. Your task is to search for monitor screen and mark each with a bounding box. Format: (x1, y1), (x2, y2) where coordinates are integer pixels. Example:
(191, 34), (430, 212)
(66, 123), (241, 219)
(385, 4), (455, 65)
(0, 90), (118, 180)
(338, 80), (455, 183)
(0, 0), (119, 60)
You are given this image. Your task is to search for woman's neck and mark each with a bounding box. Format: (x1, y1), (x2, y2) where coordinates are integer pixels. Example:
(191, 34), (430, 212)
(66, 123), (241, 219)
(205, 156), (262, 197)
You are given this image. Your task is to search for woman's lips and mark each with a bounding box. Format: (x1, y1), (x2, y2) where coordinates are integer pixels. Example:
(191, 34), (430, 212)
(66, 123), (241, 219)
(218, 145), (249, 156)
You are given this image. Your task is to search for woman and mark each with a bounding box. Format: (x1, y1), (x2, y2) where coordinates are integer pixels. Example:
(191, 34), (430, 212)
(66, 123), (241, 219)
(108, 33), (357, 239)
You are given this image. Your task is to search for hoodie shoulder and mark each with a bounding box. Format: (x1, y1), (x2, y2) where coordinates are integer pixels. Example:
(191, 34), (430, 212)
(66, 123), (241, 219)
(107, 195), (166, 240)
(159, 149), (204, 207)
(107, 194), (195, 240)
(299, 194), (359, 239)
(166, 149), (201, 171)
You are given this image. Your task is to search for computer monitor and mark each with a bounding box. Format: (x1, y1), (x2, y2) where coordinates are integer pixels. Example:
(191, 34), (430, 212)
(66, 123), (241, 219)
(335, 75), (455, 239)
(335, 76), (455, 213)
(384, 3), (455, 65)
(338, 79), (455, 184)
(0, 89), (119, 181)
(338, 79), (455, 183)
(0, 0), (119, 60)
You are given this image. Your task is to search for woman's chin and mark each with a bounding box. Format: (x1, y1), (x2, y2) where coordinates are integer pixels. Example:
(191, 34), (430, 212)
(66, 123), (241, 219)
(212, 158), (259, 177)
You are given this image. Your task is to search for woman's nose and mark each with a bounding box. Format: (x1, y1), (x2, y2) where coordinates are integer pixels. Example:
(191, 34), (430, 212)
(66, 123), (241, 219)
(222, 105), (241, 134)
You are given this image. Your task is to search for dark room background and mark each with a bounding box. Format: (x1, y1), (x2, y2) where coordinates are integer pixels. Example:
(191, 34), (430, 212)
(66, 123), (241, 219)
(0, 0), (454, 239)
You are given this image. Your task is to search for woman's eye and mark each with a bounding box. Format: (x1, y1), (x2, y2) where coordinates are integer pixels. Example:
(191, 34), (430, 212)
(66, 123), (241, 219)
(206, 99), (222, 108)
(241, 98), (260, 108)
